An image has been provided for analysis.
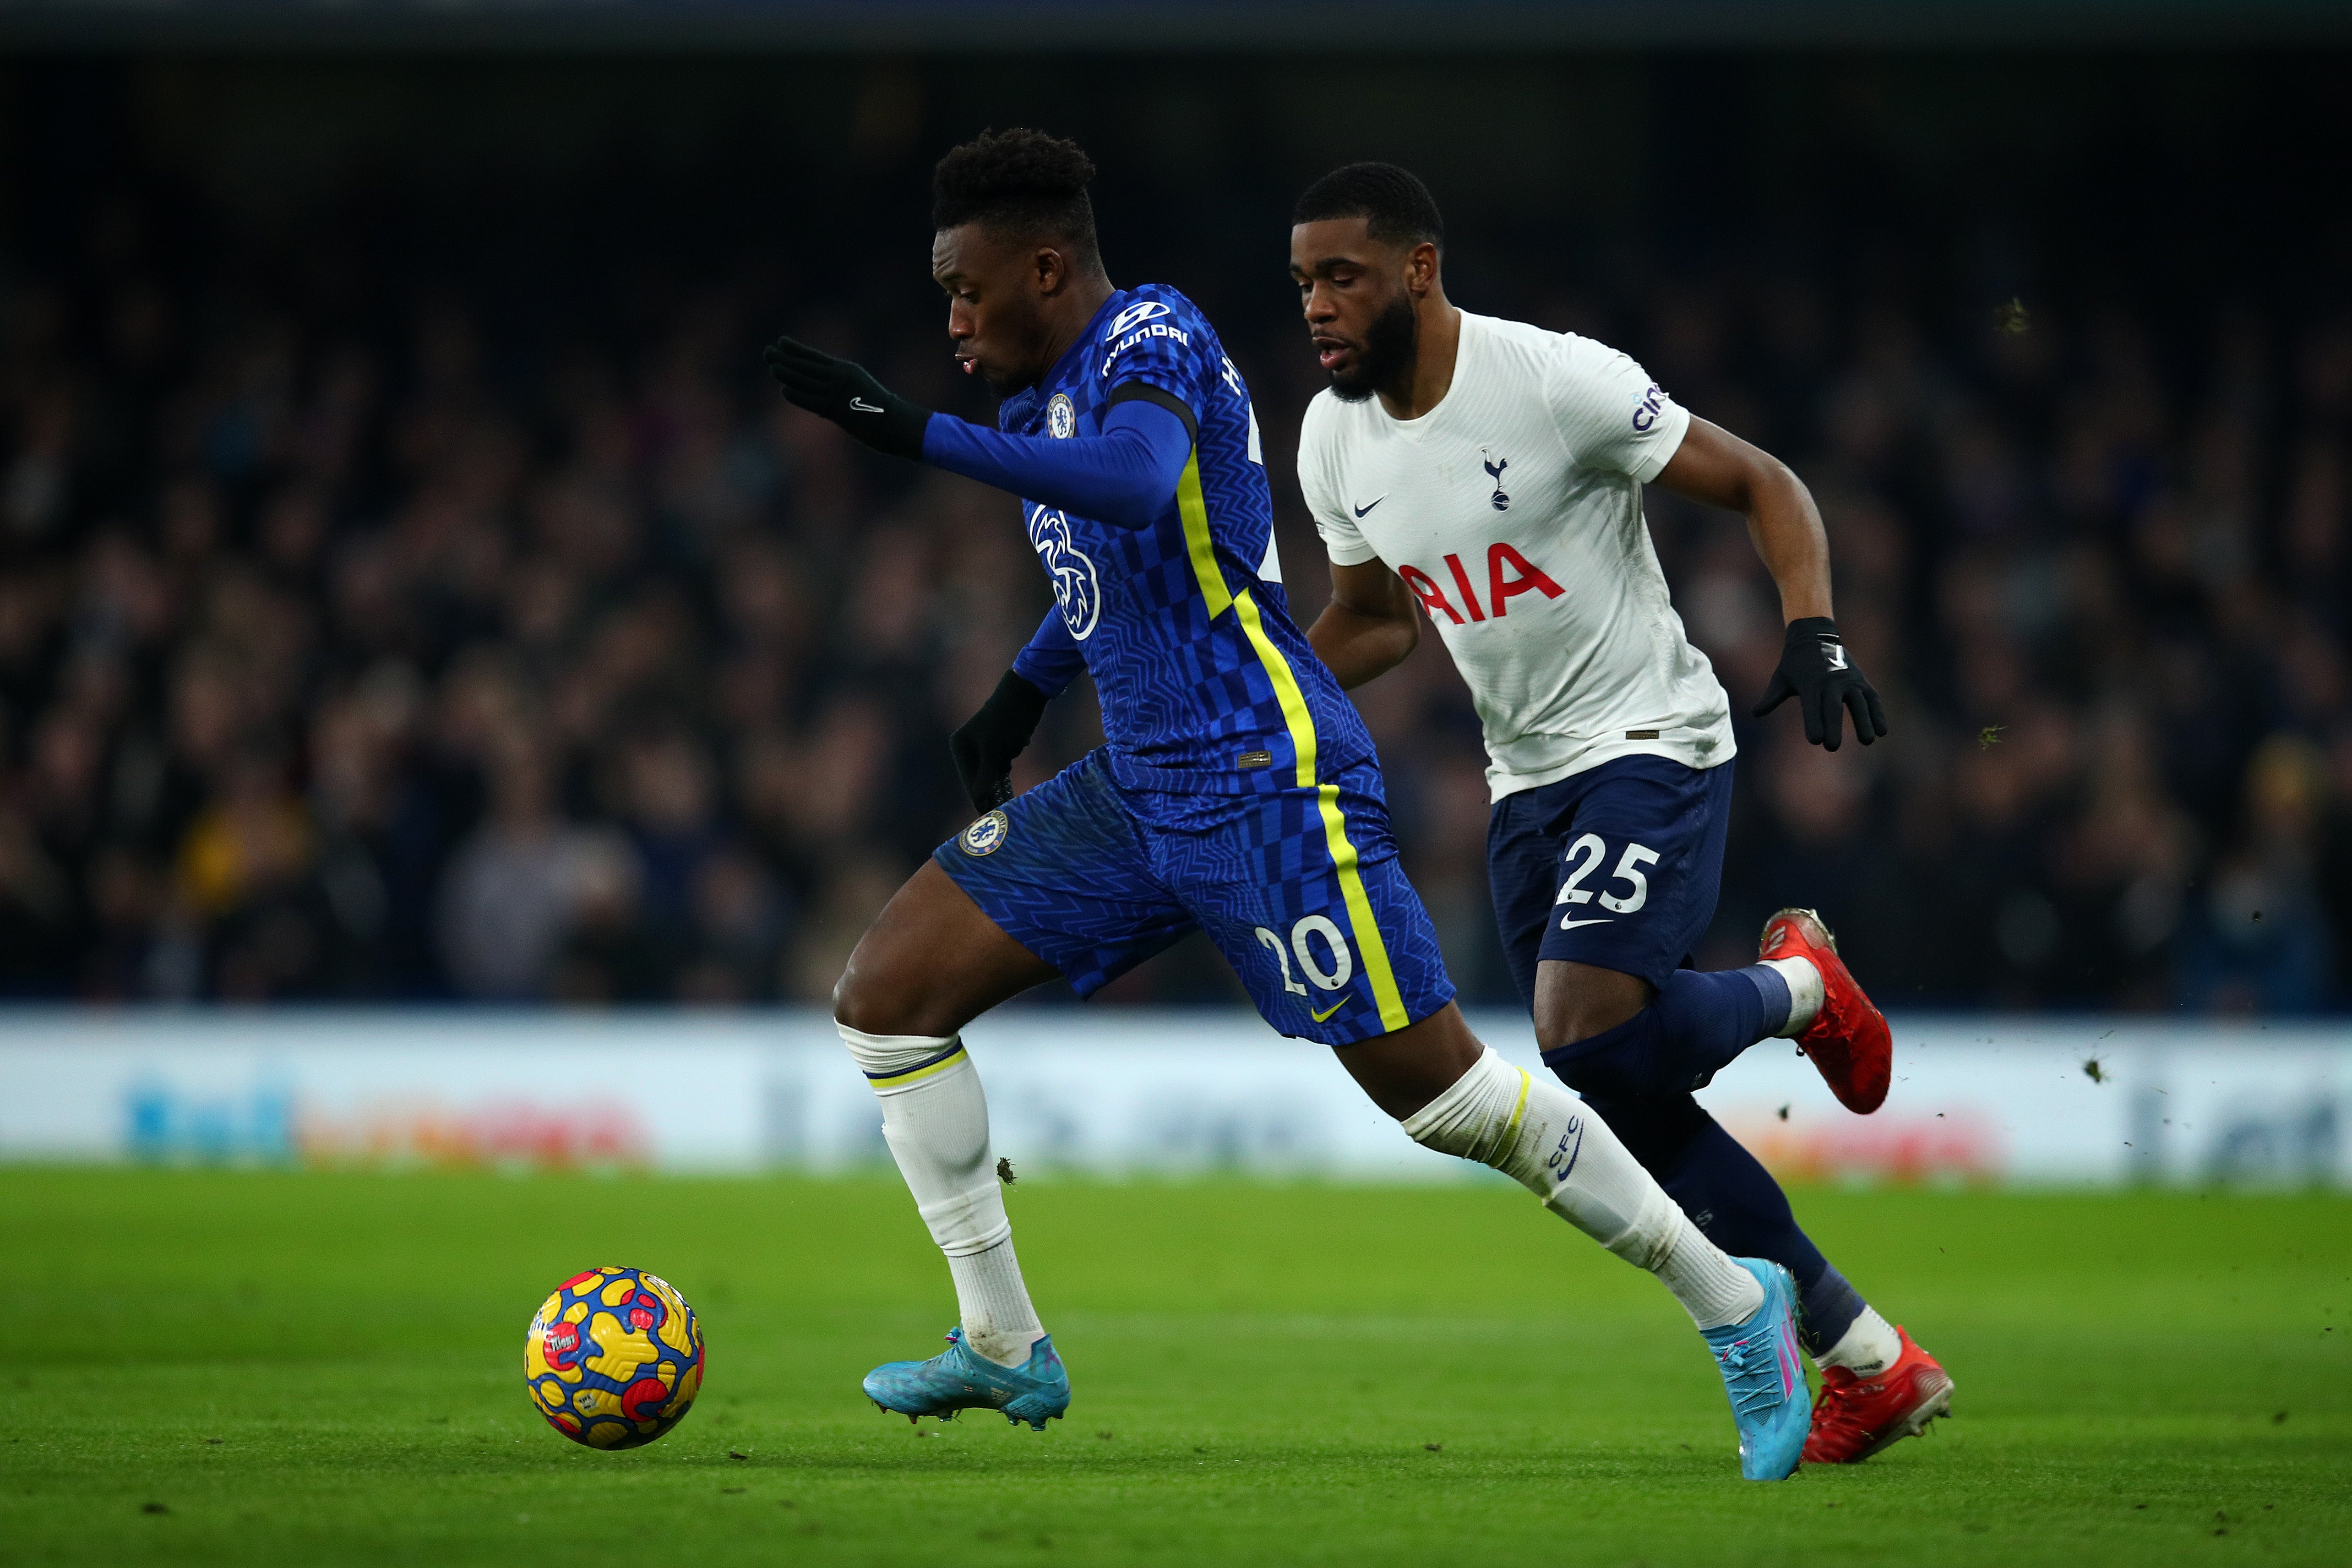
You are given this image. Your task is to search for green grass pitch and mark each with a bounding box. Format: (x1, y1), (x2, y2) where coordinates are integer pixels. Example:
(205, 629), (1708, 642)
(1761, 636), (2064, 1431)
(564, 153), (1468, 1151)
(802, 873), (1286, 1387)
(4, 1167), (2347, 1565)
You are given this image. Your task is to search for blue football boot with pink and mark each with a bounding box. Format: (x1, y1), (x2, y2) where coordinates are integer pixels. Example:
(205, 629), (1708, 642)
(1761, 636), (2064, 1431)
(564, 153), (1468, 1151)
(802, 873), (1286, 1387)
(1703, 1258), (1809, 1480)
(863, 1327), (1069, 1429)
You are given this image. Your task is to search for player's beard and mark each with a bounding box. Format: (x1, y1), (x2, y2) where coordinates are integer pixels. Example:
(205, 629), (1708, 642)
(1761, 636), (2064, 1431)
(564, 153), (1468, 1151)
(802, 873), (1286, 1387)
(1327, 291), (1418, 404)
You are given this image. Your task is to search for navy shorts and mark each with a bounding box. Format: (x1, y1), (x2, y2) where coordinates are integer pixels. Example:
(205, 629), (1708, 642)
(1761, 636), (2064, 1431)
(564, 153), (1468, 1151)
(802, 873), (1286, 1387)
(1487, 755), (1735, 1008)
(936, 749), (1455, 1046)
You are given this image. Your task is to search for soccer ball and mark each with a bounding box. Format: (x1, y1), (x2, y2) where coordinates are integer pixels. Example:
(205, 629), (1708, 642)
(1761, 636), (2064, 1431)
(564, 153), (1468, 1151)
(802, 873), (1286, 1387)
(524, 1266), (705, 1449)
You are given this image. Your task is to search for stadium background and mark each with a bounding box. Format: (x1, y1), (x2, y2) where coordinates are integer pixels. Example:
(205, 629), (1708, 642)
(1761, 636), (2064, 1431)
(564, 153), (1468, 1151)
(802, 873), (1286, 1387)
(4, 38), (2351, 1018)
(4, 11), (2349, 1566)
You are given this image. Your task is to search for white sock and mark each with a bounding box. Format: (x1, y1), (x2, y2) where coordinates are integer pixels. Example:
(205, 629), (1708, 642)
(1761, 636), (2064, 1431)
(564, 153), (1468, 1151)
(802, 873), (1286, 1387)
(838, 1023), (1044, 1367)
(1818, 1304), (1901, 1376)
(1761, 956), (1824, 1036)
(1402, 1047), (1765, 1330)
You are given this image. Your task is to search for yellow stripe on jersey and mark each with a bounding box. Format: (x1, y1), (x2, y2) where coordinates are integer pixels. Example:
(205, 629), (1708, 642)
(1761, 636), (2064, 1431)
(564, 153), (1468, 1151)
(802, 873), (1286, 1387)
(1230, 593), (1407, 1032)
(1175, 449), (1410, 1034)
(1175, 453), (1231, 620)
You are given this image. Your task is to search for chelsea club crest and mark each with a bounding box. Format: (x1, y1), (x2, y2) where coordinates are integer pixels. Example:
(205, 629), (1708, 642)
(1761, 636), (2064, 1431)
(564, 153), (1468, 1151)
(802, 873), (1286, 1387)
(959, 809), (1011, 856)
(1046, 393), (1076, 440)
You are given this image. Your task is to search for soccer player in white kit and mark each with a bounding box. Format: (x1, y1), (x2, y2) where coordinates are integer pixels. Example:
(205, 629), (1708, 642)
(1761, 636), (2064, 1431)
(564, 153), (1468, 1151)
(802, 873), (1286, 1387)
(1288, 163), (1953, 1464)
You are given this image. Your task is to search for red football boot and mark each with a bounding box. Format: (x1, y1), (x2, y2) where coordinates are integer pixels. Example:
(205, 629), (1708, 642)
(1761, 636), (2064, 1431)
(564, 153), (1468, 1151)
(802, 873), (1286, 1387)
(1759, 908), (1891, 1114)
(1802, 1328), (1953, 1464)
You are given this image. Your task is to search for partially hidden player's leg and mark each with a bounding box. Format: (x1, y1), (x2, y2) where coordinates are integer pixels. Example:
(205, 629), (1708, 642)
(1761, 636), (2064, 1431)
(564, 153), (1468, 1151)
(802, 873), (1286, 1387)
(1542, 956), (1952, 1463)
(1534, 957), (1887, 1362)
(1492, 760), (1946, 1461)
(1329, 1000), (1809, 1481)
(833, 859), (1071, 1424)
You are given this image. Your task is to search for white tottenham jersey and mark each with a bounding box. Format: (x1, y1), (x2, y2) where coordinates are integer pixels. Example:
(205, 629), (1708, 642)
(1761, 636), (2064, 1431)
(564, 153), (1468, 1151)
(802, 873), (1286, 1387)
(1301, 310), (1734, 802)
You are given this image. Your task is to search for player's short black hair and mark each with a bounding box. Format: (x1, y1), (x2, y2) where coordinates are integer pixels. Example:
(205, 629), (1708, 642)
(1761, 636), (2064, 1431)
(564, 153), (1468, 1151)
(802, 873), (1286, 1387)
(1291, 163), (1445, 251)
(932, 127), (1104, 275)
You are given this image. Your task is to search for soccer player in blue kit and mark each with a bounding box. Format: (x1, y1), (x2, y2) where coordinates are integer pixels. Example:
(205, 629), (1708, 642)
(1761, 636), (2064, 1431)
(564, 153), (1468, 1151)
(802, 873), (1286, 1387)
(762, 129), (1810, 1479)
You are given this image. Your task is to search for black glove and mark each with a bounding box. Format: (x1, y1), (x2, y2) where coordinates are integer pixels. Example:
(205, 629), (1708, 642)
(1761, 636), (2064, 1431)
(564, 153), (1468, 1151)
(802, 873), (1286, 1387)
(762, 334), (930, 460)
(1752, 616), (1887, 751)
(950, 670), (1051, 814)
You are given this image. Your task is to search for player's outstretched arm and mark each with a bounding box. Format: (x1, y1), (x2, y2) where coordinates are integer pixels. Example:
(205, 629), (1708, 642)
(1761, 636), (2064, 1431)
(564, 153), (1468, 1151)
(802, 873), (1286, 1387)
(1306, 559), (1420, 690)
(763, 333), (1192, 529)
(1653, 417), (1888, 751)
(920, 397), (1192, 529)
(763, 335), (931, 459)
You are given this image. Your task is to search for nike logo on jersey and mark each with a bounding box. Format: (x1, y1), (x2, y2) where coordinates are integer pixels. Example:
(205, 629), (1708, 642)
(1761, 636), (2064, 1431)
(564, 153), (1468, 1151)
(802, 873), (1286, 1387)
(1353, 497), (1385, 518)
(1559, 916), (1614, 932)
(1309, 994), (1350, 1023)
(849, 397), (884, 414)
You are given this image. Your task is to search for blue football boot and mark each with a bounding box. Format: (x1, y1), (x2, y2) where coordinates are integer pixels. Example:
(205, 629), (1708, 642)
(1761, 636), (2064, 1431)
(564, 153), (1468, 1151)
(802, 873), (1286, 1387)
(862, 1327), (1070, 1430)
(1702, 1258), (1809, 1480)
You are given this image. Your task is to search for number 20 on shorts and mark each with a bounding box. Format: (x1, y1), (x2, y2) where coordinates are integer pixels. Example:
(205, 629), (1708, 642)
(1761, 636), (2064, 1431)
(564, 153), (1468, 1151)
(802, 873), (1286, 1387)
(1253, 915), (1353, 997)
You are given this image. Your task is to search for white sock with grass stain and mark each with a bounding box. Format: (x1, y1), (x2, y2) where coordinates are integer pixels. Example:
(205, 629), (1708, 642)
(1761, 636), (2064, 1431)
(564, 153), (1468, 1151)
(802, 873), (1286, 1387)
(1402, 1047), (1766, 1330)
(838, 1023), (1044, 1368)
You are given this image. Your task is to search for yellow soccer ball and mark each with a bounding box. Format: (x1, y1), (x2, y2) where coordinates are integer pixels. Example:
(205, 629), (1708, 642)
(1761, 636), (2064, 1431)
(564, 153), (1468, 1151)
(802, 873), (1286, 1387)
(524, 1266), (704, 1449)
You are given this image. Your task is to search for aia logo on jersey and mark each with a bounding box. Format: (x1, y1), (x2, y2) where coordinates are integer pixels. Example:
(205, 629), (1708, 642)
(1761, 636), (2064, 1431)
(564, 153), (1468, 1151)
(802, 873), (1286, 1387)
(1482, 451), (1511, 511)
(1397, 542), (1564, 626)
(1028, 505), (1101, 641)
(1105, 300), (1169, 338)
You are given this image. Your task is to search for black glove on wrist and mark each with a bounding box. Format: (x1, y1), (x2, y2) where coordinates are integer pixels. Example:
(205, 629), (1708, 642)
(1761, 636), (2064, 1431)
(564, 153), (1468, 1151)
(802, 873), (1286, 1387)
(1751, 615), (1888, 751)
(950, 670), (1052, 815)
(762, 334), (930, 460)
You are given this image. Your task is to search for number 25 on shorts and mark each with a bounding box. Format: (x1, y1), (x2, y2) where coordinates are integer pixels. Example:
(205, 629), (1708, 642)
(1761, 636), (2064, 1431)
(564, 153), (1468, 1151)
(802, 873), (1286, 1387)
(1554, 834), (1659, 921)
(1254, 915), (1355, 999)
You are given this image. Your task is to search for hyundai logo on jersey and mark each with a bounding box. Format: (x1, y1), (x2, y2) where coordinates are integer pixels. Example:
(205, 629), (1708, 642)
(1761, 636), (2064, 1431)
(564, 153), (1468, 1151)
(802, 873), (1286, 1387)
(1104, 300), (1169, 338)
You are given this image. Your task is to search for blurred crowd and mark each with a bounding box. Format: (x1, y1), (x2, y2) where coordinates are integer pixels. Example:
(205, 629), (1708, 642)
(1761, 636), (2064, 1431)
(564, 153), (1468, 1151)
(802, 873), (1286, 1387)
(0, 189), (2347, 1013)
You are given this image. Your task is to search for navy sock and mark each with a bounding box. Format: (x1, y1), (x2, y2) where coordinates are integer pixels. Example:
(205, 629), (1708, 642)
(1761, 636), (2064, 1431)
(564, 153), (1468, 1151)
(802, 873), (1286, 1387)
(1563, 1087), (1866, 1358)
(1798, 1263), (1867, 1357)
(1541, 966), (1788, 1100)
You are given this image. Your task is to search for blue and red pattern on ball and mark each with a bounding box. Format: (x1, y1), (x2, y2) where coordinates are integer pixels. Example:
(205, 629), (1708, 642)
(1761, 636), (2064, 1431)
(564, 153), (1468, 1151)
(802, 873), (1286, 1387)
(524, 1265), (705, 1449)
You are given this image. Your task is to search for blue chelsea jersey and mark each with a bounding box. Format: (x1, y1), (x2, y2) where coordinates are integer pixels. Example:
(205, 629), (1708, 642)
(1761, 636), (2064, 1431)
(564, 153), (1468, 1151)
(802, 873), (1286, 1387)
(998, 285), (1375, 793)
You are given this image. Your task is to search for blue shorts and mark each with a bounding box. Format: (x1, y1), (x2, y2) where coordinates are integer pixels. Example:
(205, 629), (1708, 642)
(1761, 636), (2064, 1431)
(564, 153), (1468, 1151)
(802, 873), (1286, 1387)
(1486, 755), (1735, 1007)
(936, 749), (1454, 1046)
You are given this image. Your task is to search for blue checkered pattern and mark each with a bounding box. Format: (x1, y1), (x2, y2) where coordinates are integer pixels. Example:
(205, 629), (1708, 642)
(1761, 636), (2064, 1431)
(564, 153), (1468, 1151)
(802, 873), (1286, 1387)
(937, 750), (1454, 1046)
(998, 285), (1373, 785)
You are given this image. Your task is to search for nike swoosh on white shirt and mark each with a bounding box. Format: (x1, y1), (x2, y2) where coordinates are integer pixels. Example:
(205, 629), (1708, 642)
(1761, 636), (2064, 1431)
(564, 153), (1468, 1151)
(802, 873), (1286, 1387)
(1352, 496), (1385, 518)
(1559, 916), (1614, 931)
(849, 397), (884, 414)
